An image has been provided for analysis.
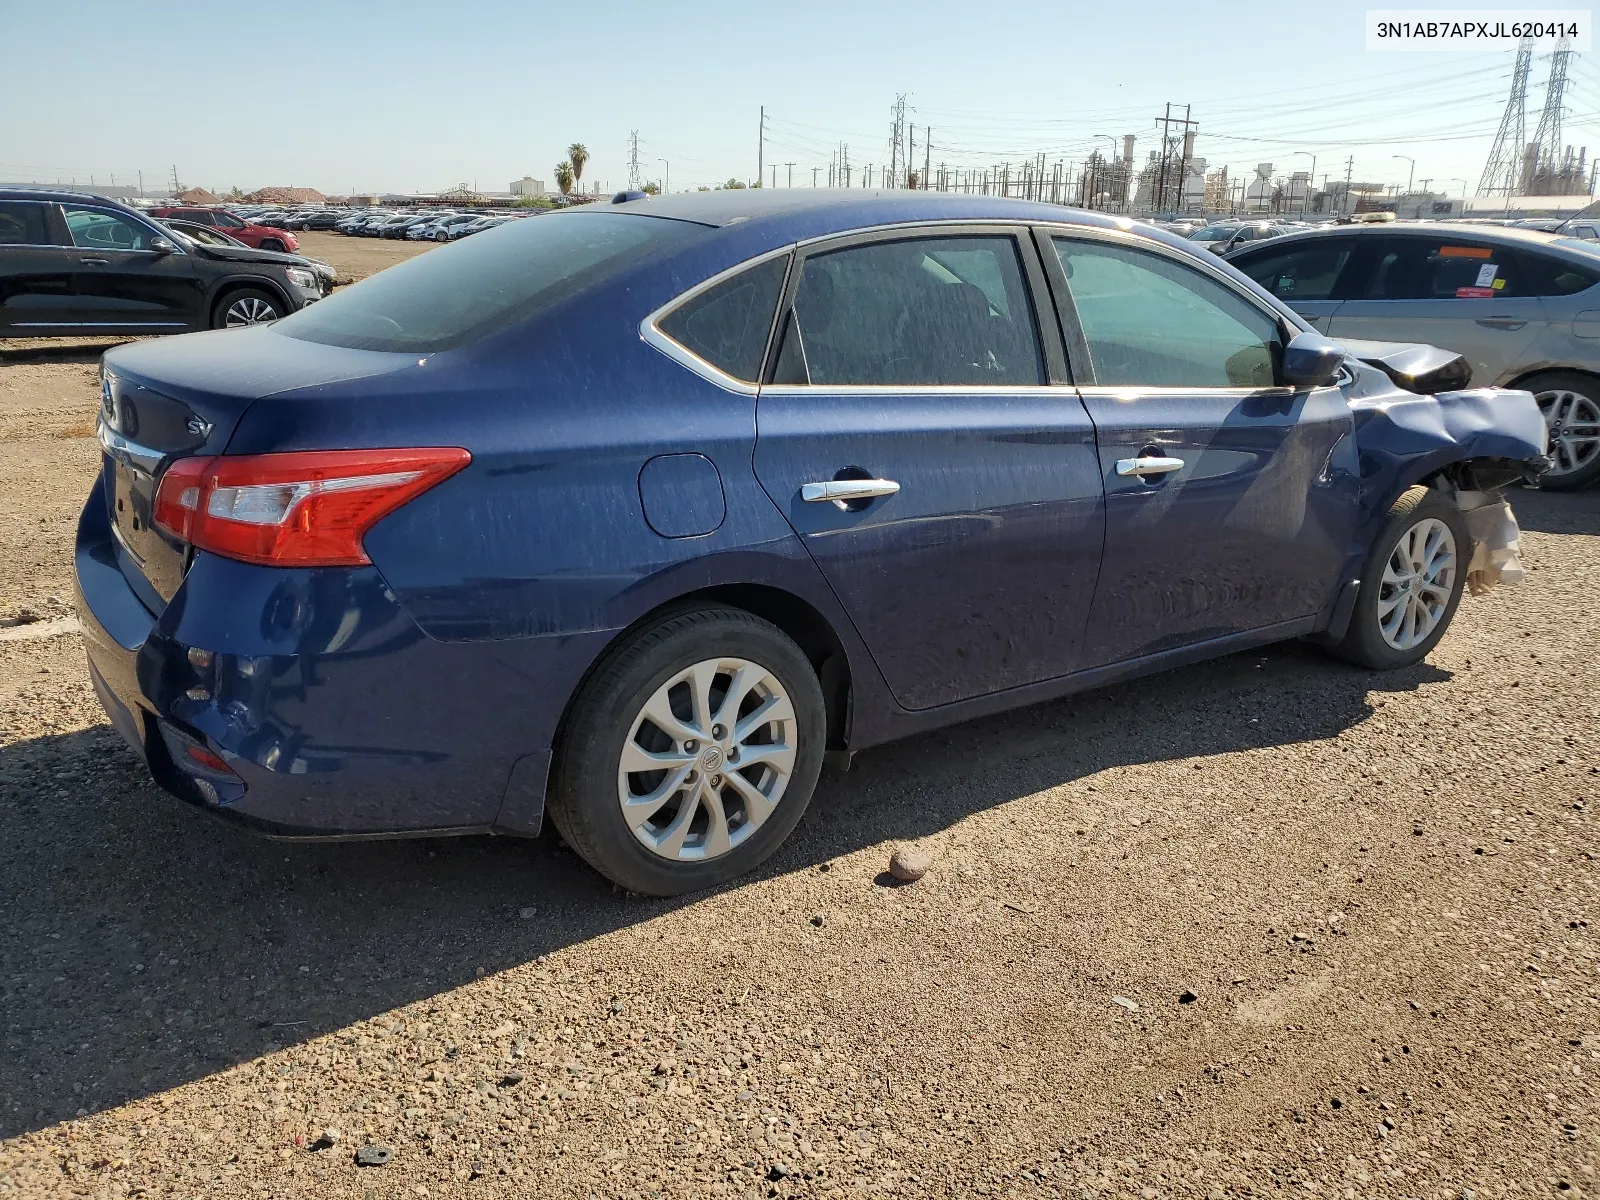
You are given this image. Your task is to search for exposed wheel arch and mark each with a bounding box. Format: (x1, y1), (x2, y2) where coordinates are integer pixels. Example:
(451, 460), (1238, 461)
(1504, 364), (1600, 393)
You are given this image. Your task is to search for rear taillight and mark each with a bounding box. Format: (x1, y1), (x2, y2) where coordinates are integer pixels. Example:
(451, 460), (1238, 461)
(153, 448), (470, 567)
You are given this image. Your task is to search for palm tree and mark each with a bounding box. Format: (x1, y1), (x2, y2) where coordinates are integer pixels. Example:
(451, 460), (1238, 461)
(555, 161), (574, 196)
(567, 144), (589, 193)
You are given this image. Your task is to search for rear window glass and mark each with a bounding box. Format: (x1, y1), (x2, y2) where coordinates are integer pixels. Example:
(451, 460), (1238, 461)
(272, 212), (709, 352)
(657, 255), (788, 383)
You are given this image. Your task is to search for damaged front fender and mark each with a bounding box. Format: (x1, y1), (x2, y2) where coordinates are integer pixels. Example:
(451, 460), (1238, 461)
(1344, 356), (1549, 526)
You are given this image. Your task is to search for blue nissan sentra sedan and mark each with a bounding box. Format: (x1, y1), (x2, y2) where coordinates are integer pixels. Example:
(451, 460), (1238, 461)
(76, 189), (1548, 895)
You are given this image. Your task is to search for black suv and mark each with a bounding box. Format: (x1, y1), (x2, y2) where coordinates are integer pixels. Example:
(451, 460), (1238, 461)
(0, 188), (323, 337)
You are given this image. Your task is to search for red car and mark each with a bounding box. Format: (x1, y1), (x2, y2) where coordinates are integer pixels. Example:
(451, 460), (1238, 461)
(147, 207), (299, 253)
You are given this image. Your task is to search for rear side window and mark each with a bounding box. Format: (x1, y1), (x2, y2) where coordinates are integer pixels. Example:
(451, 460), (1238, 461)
(0, 201), (53, 246)
(273, 212), (709, 352)
(657, 255), (788, 383)
(1366, 238), (1534, 300)
(1237, 240), (1352, 301)
(774, 235), (1043, 387)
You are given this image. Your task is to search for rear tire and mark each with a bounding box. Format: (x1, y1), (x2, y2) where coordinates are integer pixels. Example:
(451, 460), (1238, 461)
(1328, 486), (1469, 670)
(211, 288), (282, 329)
(547, 607), (826, 896)
(1521, 370), (1600, 490)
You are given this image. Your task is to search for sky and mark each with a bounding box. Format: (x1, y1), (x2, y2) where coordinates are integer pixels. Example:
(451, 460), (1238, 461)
(4, 0), (1598, 199)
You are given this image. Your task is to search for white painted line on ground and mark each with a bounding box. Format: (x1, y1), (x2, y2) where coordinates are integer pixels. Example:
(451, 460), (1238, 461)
(0, 616), (82, 642)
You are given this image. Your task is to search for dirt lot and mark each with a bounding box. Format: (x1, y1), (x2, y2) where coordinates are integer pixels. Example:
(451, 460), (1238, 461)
(1, 231), (1597, 1199)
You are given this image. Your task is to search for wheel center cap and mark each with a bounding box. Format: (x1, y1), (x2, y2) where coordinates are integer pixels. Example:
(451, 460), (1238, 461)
(699, 746), (724, 772)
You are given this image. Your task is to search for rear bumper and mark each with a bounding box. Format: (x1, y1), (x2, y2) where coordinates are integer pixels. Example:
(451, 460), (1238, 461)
(73, 476), (599, 840)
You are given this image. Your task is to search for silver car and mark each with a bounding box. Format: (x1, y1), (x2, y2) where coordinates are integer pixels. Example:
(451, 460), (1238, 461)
(1228, 222), (1600, 489)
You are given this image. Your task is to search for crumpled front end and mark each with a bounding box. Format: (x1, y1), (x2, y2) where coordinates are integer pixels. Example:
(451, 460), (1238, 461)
(1343, 351), (1549, 532)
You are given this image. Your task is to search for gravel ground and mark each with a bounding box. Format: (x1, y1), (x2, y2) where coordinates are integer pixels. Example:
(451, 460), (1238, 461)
(1, 233), (1597, 1199)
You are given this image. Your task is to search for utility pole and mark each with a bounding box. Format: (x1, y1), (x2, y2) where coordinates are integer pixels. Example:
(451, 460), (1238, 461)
(812, 166), (820, 187)
(170, 164), (180, 195)
(924, 128), (931, 195)
(784, 161), (795, 188)
(137, 170), (144, 198)
(1343, 155), (1355, 216)
(842, 144), (851, 188)
(908, 125), (916, 187)
(757, 106), (767, 189)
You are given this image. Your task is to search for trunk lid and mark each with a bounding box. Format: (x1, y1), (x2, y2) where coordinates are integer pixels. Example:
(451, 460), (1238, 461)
(98, 327), (422, 607)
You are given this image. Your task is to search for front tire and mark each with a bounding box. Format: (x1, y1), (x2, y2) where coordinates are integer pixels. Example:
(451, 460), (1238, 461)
(1523, 371), (1600, 490)
(212, 289), (282, 329)
(547, 607), (826, 896)
(1329, 486), (1468, 669)
(260, 238), (286, 252)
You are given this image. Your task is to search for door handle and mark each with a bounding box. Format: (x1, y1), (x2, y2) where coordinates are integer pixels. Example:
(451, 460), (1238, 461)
(1475, 316), (1526, 330)
(801, 478), (900, 503)
(1115, 455), (1185, 478)
(78, 257), (110, 266)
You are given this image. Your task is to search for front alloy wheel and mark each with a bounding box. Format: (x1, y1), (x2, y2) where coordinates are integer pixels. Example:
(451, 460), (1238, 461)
(1375, 516), (1457, 651)
(1327, 485), (1469, 670)
(617, 657), (797, 862)
(223, 295), (279, 327)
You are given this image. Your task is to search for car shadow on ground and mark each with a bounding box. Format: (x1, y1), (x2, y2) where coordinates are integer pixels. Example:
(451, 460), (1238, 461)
(1511, 483), (1600, 536)
(0, 639), (1445, 1138)
(0, 338), (132, 366)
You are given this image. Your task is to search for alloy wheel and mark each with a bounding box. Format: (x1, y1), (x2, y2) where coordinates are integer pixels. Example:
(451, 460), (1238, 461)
(616, 657), (797, 862)
(1535, 388), (1600, 478)
(1376, 516), (1457, 651)
(223, 296), (279, 327)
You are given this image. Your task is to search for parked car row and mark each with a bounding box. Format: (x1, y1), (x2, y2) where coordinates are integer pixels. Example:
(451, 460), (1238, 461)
(332, 209), (529, 240)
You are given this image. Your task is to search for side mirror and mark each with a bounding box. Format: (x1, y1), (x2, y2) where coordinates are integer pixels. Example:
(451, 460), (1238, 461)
(1280, 330), (1345, 388)
(147, 237), (176, 255)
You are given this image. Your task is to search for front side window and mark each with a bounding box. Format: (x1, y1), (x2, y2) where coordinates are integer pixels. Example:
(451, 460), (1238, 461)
(1054, 237), (1282, 389)
(775, 235), (1043, 387)
(657, 255), (787, 383)
(0, 201), (54, 246)
(1366, 238), (1531, 300)
(62, 206), (157, 252)
(213, 212), (244, 229)
(1237, 240), (1353, 301)
(273, 211), (709, 353)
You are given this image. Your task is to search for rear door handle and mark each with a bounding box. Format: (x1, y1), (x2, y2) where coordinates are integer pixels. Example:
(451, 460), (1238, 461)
(1475, 316), (1527, 330)
(78, 257), (110, 266)
(1115, 455), (1185, 478)
(801, 479), (900, 503)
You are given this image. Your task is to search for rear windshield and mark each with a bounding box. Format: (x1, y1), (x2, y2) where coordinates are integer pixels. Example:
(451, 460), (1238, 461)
(272, 211), (709, 352)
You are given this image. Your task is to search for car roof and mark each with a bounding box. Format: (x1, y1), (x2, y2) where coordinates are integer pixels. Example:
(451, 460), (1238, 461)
(603, 188), (1138, 239)
(1240, 220), (1571, 251)
(0, 186), (125, 205)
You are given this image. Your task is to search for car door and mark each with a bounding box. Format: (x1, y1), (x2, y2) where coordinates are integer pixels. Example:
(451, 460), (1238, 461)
(1325, 233), (1546, 385)
(749, 227), (1106, 711)
(0, 199), (76, 335)
(58, 203), (205, 331)
(1044, 231), (1359, 669)
(1230, 233), (1358, 332)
